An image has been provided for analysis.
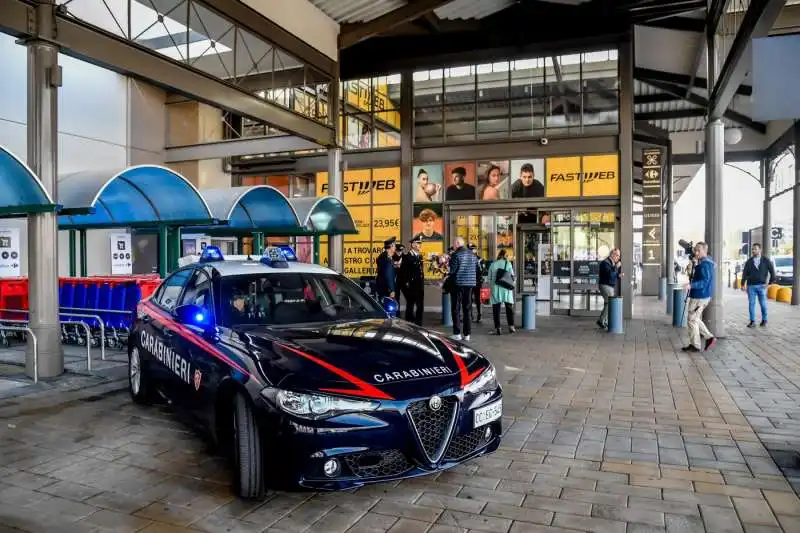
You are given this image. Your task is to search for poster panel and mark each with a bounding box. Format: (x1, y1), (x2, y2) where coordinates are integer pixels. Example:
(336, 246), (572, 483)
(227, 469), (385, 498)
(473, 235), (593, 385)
(0, 227), (21, 277)
(343, 205), (372, 242)
(109, 233), (133, 275)
(443, 162), (477, 201)
(582, 154), (619, 197)
(371, 167), (401, 204)
(477, 160), (510, 200)
(412, 204), (444, 242)
(413, 164), (443, 203)
(546, 156), (581, 197)
(343, 243), (374, 278)
(421, 241), (445, 282)
(510, 159), (545, 198)
(372, 204), (401, 242)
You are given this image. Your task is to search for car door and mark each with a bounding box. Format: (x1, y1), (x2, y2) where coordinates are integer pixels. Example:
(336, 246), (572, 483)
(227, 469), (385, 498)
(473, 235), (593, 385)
(143, 268), (192, 398)
(170, 268), (217, 419)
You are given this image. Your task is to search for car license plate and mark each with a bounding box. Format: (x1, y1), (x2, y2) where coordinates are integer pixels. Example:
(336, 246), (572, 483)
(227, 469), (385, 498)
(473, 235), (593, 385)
(473, 399), (502, 428)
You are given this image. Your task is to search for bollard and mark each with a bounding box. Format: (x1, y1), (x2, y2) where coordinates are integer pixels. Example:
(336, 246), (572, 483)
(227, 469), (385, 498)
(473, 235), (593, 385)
(658, 278), (667, 301)
(666, 283), (675, 314)
(442, 292), (452, 327)
(672, 287), (686, 327)
(522, 294), (536, 330)
(608, 297), (624, 334)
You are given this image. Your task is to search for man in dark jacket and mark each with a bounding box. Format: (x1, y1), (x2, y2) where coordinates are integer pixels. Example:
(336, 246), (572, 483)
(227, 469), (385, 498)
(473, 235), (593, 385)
(682, 242), (717, 352)
(742, 243), (776, 327)
(400, 236), (425, 325)
(597, 248), (620, 329)
(375, 237), (397, 299)
(468, 244), (483, 324)
(448, 237), (480, 341)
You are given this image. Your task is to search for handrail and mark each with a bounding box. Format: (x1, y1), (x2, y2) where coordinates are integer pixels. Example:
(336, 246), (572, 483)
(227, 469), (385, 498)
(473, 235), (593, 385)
(0, 324), (38, 383)
(0, 308), (106, 361)
(2, 318), (92, 372)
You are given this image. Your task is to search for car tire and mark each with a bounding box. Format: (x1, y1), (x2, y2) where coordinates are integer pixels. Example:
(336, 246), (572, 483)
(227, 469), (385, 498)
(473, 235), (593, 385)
(128, 346), (151, 405)
(233, 392), (265, 499)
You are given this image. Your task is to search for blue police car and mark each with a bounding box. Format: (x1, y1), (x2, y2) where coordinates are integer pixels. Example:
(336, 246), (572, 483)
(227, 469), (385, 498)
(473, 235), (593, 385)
(129, 246), (502, 498)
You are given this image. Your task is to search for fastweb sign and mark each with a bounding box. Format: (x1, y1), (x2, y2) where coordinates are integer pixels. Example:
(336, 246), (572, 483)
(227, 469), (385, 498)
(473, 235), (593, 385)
(546, 154), (619, 197)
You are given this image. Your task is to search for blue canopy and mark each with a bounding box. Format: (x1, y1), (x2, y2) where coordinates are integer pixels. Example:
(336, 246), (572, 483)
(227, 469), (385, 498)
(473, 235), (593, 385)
(200, 186), (302, 233)
(291, 196), (358, 235)
(0, 145), (57, 217)
(58, 165), (216, 229)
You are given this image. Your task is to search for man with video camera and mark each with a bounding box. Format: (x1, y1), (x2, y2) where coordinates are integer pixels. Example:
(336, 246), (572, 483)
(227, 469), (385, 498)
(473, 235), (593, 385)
(682, 242), (717, 352)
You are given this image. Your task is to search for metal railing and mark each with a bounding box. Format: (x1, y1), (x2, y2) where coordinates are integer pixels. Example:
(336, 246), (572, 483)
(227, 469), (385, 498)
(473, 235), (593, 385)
(0, 318), (92, 372)
(0, 324), (37, 383)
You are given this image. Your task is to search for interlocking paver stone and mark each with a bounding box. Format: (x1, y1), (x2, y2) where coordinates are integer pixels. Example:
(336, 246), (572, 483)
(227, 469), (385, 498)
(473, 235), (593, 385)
(3, 292), (800, 532)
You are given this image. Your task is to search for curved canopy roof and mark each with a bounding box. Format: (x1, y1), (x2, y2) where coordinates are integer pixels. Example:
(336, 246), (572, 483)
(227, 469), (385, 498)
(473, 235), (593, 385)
(0, 145), (57, 217)
(58, 165), (216, 229)
(200, 186), (302, 233)
(290, 196), (358, 235)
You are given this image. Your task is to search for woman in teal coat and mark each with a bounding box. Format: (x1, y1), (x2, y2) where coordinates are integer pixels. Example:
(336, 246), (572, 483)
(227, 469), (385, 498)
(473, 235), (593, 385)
(487, 249), (516, 335)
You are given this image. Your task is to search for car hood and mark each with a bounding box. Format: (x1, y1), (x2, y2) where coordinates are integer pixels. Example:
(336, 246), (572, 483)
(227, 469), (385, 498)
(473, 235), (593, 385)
(234, 319), (488, 399)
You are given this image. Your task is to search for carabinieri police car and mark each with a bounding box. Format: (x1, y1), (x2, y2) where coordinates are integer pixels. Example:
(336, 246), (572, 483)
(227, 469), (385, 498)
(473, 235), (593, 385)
(129, 246), (502, 498)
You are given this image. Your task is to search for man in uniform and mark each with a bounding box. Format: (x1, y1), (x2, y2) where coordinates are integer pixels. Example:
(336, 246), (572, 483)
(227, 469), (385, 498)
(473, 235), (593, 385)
(393, 243), (405, 309)
(376, 237), (397, 300)
(401, 236), (425, 326)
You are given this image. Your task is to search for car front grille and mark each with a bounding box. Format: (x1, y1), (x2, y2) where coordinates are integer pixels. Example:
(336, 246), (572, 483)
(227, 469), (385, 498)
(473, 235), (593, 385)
(343, 449), (412, 478)
(444, 427), (488, 461)
(407, 396), (458, 463)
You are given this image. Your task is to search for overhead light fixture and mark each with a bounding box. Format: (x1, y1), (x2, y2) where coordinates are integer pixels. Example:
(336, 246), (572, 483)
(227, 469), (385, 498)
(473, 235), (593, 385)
(724, 128), (743, 145)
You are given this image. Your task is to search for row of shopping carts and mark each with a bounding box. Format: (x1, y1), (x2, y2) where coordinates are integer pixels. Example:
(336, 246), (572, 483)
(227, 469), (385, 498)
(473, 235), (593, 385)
(0, 276), (161, 349)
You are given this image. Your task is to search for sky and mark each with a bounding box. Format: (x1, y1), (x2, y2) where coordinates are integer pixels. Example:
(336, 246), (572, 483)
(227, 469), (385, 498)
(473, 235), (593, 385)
(673, 161), (794, 258)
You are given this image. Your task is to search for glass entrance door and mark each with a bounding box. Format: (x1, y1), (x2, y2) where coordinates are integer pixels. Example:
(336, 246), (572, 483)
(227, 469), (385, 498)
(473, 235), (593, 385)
(549, 209), (617, 316)
(451, 213), (515, 264)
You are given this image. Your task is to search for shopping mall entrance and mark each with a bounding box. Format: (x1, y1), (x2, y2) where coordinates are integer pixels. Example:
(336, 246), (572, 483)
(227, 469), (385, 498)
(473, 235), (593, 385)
(450, 208), (617, 316)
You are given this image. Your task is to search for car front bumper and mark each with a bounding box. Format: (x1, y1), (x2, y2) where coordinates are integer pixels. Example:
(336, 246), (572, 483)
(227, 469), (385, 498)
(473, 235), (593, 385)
(254, 387), (503, 490)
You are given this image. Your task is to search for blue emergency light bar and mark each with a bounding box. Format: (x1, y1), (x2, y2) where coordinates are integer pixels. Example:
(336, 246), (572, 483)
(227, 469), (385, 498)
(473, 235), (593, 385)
(260, 246), (289, 268)
(279, 245), (297, 261)
(199, 245), (225, 263)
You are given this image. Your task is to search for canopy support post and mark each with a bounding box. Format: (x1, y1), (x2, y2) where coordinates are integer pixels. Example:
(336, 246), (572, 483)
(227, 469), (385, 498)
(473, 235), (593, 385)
(236, 236), (244, 255)
(253, 232), (264, 255)
(167, 228), (181, 273)
(68, 230), (76, 277)
(313, 235), (321, 265)
(79, 229), (88, 277)
(158, 225), (168, 278)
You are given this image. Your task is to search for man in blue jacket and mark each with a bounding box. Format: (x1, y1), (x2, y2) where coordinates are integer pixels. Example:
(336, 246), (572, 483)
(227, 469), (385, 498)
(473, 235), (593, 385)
(597, 248), (621, 329)
(448, 237), (480, 341)
(682, 242), (717, 352)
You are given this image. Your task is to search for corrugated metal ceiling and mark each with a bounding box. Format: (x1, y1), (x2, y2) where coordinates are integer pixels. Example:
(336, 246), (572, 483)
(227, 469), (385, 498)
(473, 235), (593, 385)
(308, 0), (520, 24)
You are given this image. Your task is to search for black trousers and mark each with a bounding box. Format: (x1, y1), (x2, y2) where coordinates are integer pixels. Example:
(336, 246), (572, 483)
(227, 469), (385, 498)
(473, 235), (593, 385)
(472, 286), (482, 321)
(451, 286), (472, 336)
(404, 285), (424, 326)
(492, 302), (514, 329)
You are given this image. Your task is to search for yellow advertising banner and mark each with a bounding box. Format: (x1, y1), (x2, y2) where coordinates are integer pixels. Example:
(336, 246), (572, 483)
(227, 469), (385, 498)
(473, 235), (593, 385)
(343, 205), (372, 242)
(343, 243), (375, 278)
(371, 167), (401, 204)
(546, 157), (582, 197)
(582, 154), (619, 197)
(316, 169), (373, 205)
(372, 204), (401, 242)
(344, 80), (400, 128)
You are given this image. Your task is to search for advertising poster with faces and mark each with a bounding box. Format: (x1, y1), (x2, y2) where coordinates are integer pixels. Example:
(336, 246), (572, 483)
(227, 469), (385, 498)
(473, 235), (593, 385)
(413, 164), (444, 203)
(412, 204), (444, 242)
(509, 159), (545, 198)
(477, 161), (510, 200)
(443, 162), (476, 201)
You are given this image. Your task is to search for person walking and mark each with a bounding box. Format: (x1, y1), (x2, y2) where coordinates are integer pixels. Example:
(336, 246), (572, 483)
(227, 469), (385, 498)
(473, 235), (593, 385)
(597, 248), (621, 329)
(448, 237), (480, 341)
(375, 237), (397, 300)
(487, 249), (516, 335)
(682, 242), (717, 352)
(401, 236), (425, 326)
(741, 243), (775, 327)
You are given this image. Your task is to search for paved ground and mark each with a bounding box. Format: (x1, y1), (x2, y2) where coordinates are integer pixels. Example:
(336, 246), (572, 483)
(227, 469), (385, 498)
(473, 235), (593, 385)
(0, 291), (800, 532)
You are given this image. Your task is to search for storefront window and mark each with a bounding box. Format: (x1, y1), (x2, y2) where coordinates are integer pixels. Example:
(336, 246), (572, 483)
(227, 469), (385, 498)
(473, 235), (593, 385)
(413, 49), (618, 146)
(341, 75), (401, 151)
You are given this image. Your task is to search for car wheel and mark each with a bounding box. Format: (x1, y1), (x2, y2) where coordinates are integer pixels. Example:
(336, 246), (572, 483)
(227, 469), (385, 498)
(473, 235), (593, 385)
(233, 392), (265, 499)
(128, 347), (151, 405)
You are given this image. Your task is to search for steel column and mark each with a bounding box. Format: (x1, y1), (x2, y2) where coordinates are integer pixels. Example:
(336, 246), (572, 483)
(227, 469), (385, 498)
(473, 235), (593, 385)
(666, 140), (675, 283)
(327, 148), (344, 273)
(618, 37), (635, 318)
(705, 119), (726, 336)
(68, 230), (76, 277)
(762, 158), (772, 258)
(79, 229), (87, 277)
(158, 226), (168, 278)
(793, 121), (800, 305)
(26, 0), (63, 378)
(400, 70), (414, 243)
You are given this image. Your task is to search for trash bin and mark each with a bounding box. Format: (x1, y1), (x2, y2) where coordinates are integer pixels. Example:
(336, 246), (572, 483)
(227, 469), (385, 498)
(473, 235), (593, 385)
(672, 287), (686, 327)
(522, 294), (536, 330)
(608, 297), (623, 334)
(441, 292), (452, 327)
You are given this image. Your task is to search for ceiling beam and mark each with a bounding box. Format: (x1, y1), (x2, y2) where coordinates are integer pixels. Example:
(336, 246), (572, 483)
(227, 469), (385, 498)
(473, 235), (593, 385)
(635, 93), (683, 104)
(634, 67), (752, 96)
(638, 16), (705, 33)
(709, 0), (786, 121)
(636, 108), (706, 121)
(339, 0), (457, 49)
(165, 136), (320, 163)
(644, 79), (767, 134)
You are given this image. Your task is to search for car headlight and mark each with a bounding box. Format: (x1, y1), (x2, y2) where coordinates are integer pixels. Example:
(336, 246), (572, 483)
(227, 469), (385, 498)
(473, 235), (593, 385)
(261, 388), (380, 419)
(464, 364), (497, 394)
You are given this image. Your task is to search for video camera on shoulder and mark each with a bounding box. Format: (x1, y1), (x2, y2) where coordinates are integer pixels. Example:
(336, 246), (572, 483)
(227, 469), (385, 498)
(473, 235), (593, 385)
(679, 239), (695, 261)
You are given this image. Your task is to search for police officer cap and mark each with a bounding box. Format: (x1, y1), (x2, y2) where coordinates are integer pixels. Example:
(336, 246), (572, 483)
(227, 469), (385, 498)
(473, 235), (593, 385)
(383, 237), (396, 248)
(396, 244), (405, 252)
(409, 235), (422, 244)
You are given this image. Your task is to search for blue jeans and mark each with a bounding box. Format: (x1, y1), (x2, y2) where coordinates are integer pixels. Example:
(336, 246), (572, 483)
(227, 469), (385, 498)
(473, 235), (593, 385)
(747, 284), (768, 322)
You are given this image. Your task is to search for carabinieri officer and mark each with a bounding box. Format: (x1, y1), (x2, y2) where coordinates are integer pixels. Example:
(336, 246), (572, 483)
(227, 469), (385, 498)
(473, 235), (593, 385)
(375, 237), (397, 300)
(401, 236), (425, 325)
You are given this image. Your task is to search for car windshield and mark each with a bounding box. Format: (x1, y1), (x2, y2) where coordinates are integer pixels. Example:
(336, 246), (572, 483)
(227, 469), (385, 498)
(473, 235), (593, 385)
(218, 273), (386, 327)
(775, 258), (793, 268)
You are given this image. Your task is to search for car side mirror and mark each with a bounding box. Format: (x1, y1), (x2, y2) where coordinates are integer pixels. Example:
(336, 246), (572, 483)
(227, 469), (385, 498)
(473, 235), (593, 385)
(381, 297), (398, 317)
(174, 304), (214, 332)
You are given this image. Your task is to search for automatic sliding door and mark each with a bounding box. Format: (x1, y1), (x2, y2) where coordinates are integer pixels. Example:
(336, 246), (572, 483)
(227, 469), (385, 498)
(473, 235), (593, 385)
(571, 211), (616, 317)
(550, 211), (571, 315)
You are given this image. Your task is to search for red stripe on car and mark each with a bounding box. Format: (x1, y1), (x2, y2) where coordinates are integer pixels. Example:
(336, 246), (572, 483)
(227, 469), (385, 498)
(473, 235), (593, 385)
(441, 339), (484, 388)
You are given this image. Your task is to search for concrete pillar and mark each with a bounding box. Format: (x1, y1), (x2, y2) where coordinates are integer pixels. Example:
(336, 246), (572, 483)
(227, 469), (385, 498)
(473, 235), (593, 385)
(26, 0), (63, 379)
(618, 37), (635, 318)
(762, 158), (772, 258)
(400, 70), (414, 243)
(704, 119), (725, 337)
(665, 141), (675, 281)
(793, 121), (800, 305)
(327, 148), (344, 273)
